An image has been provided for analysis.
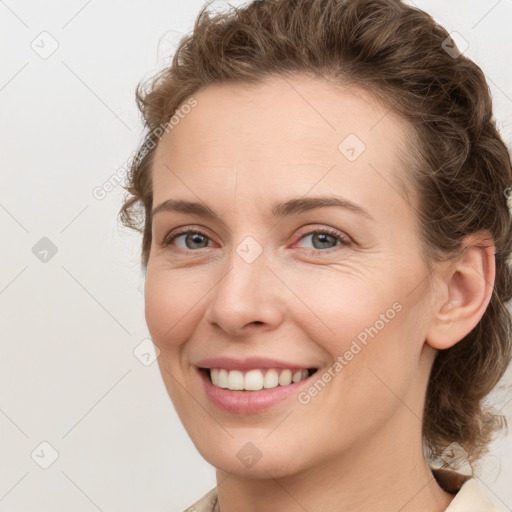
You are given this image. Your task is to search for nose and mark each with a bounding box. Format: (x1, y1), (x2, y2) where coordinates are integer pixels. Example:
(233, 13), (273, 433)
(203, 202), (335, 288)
(203, 240), (285, 337)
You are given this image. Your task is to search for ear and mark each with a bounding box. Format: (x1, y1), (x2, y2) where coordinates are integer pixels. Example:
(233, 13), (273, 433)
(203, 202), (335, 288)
(425, 231), (496, 350)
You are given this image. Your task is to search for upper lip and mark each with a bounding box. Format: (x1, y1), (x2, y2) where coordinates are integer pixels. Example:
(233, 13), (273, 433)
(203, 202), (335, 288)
(195, 357), (317, 371)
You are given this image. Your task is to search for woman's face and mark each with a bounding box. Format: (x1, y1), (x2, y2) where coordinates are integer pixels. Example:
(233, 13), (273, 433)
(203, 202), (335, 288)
(145, 75), (439, 477)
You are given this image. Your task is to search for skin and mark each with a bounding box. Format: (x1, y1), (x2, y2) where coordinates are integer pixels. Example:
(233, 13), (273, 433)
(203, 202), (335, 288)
(144, 74), (495, 512)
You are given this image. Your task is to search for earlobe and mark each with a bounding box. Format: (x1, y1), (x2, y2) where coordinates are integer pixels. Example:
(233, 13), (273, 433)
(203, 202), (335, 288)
(425, 232), (496, 350)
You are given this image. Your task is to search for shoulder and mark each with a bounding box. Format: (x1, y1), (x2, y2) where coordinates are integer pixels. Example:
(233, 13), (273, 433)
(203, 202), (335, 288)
(182, 487), (218, 512)
(432, 468), (499, 511)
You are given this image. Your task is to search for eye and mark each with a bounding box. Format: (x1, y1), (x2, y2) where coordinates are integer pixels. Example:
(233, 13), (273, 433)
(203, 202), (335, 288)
(294, 227), (351, 254)
(162, 229), (212, 250)
(161, 226), (351, 254)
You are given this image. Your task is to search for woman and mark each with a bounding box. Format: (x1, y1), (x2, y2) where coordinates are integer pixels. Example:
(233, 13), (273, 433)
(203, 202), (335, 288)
(119, 0), (512, 510)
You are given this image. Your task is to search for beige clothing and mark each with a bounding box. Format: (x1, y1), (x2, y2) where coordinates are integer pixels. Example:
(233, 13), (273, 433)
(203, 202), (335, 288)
(183, 468), (498, 511)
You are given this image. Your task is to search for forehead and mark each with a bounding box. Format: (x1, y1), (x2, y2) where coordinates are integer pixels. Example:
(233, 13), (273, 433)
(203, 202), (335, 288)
(151, 75), (414, 214)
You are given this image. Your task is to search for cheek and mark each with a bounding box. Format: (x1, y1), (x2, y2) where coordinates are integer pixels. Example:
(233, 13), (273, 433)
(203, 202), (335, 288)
(143, 268), (206, 347)
(289, 268), (397, 347)
(294, 269), (414, 395)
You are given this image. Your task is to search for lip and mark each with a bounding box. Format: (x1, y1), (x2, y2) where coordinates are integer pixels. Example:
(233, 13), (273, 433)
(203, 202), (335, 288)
(195, 356), (315, 371)
(195, 365), (319, 414)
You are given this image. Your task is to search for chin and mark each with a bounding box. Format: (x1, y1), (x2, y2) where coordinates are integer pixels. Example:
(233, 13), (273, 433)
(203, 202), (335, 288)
(195, 438), (300, 478)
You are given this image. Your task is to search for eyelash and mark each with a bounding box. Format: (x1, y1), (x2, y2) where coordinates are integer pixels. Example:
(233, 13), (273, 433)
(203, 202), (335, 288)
(161, 227), (351, 255)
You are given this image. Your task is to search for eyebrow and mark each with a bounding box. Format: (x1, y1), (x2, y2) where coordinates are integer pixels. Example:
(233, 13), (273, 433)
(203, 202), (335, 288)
(151, 196), (375, 222)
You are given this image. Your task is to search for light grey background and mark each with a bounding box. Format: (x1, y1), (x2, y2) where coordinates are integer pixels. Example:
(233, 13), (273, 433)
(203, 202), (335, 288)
(1, 1), (511, 510)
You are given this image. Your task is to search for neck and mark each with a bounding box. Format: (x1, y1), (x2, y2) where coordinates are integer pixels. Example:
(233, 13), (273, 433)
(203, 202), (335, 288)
(215, 410), (455, 512)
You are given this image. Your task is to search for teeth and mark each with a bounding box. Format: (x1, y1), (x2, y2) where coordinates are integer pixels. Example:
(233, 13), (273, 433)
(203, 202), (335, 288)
(292, 370), (304, 383)
(227, 370), (244, 390)
(264, 369), (279, 388)
(209, 368), (311, 391)
(245, 369), (264, 391)
(278, 369), (292, 386)
(211, 368), (229, 389)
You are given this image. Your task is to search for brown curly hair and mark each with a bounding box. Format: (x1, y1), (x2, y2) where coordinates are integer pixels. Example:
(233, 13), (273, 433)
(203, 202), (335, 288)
(119, 0), (512, 469)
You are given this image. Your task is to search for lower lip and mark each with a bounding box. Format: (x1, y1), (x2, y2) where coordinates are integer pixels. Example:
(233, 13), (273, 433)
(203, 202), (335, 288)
(197, 367), (317, 414)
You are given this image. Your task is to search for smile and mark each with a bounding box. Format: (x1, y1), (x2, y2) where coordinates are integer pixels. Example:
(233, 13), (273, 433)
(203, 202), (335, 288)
(207, 367), (316, 391)
(196, 365), (320, 414)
